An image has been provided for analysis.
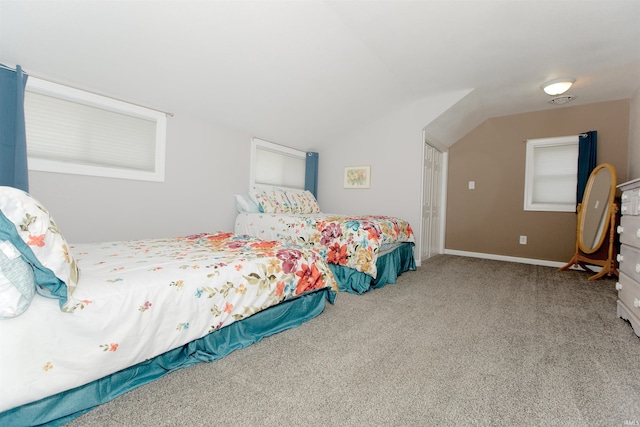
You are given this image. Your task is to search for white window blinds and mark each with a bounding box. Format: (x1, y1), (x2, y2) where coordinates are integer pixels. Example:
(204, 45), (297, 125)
(25, 77), (166, 182)
(524, 135), (579, 212)
(251, 138), (306, 189)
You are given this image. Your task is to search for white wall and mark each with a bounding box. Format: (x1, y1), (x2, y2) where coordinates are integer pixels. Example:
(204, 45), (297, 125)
(317, 90), (471, 261)
(28, 114), (252, 243)
(628, 88), (640, 181)
(27, 88), (469, 249)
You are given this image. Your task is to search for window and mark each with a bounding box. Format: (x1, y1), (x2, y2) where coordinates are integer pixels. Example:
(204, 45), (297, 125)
(24, 77), (167, 182)
(251, 138), (306, 189)
(524, 135), (579, 212)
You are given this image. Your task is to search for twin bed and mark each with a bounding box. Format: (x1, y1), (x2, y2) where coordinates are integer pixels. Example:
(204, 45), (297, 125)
(0, 187), (337, 426)
(236, 210), (415, 293)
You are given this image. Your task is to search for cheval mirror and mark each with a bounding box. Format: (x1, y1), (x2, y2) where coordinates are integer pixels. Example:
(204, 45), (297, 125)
(560, 163), (618, 280)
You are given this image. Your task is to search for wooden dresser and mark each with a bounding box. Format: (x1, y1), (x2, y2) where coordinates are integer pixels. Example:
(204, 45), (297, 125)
(616, 177), (640, 337)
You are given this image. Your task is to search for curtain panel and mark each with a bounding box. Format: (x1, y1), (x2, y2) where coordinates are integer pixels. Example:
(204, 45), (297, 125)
(577, 131), (597, 205)
(305, 152), (319, 198)
(0, 64), (29, 192)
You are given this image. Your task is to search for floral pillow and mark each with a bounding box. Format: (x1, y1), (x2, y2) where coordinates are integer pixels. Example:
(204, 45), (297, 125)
(249, 190), (271, 213)
(250, 189), (292, 213)
(285, 189), (321, 214)
(0, 186), (79, 310)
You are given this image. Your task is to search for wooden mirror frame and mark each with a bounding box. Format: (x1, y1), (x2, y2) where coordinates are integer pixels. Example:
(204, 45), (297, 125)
(578, 164), (617, 254)
(560, 163), (619, 280)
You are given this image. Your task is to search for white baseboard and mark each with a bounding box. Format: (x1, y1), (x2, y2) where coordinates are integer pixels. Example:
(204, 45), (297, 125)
(442, 249), (602, 272)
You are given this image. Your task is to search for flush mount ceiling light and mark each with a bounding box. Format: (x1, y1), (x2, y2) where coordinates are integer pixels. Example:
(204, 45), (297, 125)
(542, 78), (576, 96)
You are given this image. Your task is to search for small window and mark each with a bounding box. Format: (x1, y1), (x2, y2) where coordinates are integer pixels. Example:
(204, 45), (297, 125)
(251, 138), (306, 189)
(24, 77), (167, 182)
(524, 135), (579, 212)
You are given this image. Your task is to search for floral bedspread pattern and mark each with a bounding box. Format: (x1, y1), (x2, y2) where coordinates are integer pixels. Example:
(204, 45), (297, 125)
(235, 213), (415, 279)
(0, 232), (337, 413)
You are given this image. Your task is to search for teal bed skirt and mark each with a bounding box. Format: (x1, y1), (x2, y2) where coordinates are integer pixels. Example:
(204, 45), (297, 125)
(0, 288), (336, 427)
(329, 242), (416, 294)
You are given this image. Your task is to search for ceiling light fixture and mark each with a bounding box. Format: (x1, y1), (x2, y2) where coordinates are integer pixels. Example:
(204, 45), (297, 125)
(542, 78), (576, 96)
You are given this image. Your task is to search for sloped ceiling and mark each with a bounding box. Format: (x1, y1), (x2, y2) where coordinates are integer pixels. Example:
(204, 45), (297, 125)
(1, 0), (639, 147)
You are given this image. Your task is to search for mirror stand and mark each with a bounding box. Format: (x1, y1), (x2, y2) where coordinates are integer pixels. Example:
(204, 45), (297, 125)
(559, 202), (619, 280)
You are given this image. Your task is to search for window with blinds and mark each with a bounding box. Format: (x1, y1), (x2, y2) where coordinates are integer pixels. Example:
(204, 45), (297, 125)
(250, 138), (306, 189)
(524, 135), (579, 212)
(24, 77), (166, 182)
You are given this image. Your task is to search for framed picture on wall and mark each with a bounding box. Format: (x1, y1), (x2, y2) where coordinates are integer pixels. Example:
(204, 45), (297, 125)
(344, 165), (371, 189)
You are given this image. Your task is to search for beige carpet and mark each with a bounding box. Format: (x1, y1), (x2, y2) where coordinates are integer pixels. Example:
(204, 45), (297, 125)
(67, 255), (640, 426)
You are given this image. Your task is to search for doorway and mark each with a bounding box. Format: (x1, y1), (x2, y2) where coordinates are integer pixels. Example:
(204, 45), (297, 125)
(421, 139), (446, 261)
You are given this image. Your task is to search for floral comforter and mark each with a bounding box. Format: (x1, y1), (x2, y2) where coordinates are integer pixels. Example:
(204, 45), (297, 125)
(235, 213), (415, 279)
(0, 232), (337, 413)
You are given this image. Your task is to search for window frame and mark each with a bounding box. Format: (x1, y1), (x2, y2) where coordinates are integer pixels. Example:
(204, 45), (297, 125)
(523, 135), (579, 212)
(25, 77), (167, 182)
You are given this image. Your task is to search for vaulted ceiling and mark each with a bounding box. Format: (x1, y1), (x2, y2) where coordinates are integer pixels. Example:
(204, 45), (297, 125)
(1, 0), (639, 147)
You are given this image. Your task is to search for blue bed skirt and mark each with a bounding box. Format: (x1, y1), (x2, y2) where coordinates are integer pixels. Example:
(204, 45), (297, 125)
(0, 288), (336, 427)
(329, 242), (416, 294)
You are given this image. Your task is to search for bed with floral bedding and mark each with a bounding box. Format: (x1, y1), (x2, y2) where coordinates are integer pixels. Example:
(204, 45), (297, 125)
(234, 188), (416, 293)
(0, 187), (337, 427)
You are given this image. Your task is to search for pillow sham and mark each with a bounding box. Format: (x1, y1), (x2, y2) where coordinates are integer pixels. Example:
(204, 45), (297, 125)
(249, 190), (270, 213)
(0, 240), (36, 319)
(285, 189), (321, 214)
(235, 194), (260, 213)
(250, 189), (292, 214)
(0, 186), (79, 309)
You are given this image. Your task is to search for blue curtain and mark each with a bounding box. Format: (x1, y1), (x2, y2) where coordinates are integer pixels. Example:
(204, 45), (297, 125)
(305, 152), (318, 198)
(0, 64), (29, 192)
(576, 131), (597, 205)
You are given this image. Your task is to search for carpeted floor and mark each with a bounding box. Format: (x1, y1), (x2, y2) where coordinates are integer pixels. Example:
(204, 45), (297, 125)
(67, 255), (640, 426)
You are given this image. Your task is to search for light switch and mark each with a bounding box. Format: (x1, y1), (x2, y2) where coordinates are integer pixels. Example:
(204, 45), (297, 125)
(468, 181), (475, 190)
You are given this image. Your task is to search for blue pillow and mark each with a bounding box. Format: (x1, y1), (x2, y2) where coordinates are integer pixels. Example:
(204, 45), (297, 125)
(235, 194), (260, 213)
(0, 211), (68, 307)
(0, 241), (37, 319)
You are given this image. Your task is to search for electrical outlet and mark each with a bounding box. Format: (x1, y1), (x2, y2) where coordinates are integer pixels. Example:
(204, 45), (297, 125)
(468, 181), (475, 190)
(519, 235), (527, 245)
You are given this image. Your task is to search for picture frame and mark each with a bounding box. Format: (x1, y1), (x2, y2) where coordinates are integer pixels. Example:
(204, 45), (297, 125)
(344, 165), (371, 189)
